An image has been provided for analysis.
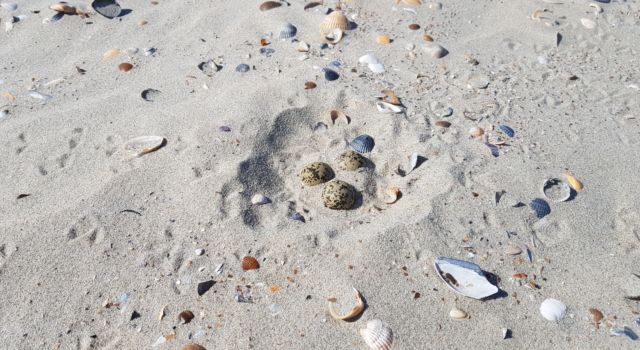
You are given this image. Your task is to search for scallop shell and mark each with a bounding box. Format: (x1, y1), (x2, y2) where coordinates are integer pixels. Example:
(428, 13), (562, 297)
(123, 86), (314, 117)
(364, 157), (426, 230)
(529, 198), (551, 218)
(449, 307), (468, 320)
(91, 0), (121, 19)
(300, 162), (335, 186)
(540, 298), (566, 321)
(542, 178), (570, 202)
(565, 174), (583, 191)
(181, 344), (207, 350)
(469, 127), (484, 137)
(124, 136), (165, 157)
(360, 319), (393, 350)
(320, 10), (348, 36)
(259, 1), (281, 11)
(241, 256), (260, 271)
(336, 150), (366, 171)
(350, 135), (374, 153)
(251, 194), (271, 205)
(423, 43), (448, 58)
(279, 22), (297, 39)
(434, 257), (499, 299)
(328, 287), (365, 321)
(321, 180), (356, 210)
(50, 3), (77, 14)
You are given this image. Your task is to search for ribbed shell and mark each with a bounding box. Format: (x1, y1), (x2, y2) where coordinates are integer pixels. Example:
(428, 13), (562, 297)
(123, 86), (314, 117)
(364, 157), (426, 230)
(351, 135), (374, 153)
(498, 124), (515, 137)
(529, 198), (551, 218)
(319, 10), (349, 36)
(279, 22), (297, 39)
(360, 319), (393, 350)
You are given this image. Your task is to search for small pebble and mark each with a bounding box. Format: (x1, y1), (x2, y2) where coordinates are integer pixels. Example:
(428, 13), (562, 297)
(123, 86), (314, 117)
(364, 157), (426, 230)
(236, 64), (250, 73)
(195, 248), (205, 256)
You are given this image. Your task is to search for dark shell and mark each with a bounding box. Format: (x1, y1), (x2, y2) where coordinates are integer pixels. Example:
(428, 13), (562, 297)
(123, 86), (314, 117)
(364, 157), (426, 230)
(350, 135), (374, 153)
(336, 150), (366, 171)
(499, 124), (515, 137)
(141, 89), (161, 102)
(197, 280), (215, 296)
(279, 23), (297, 39)
(289, 212), (305, 223)
(529, 198), (551, 219)
(485, 142), (499, 157)
(91, 0), (121, 19)
(324, 68), (339, 81)
(259, 47), (275, 56)
(259, 1), (282, 11)
(300, 162), (335, 186)
(321, 180), (356, 210)
(236, 64), (250, 73)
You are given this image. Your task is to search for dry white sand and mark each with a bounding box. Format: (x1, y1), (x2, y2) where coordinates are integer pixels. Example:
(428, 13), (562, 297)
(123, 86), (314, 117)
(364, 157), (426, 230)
(1, 0), (640, 349)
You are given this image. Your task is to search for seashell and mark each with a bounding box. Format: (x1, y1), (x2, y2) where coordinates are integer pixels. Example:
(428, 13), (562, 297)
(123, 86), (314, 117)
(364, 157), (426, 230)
(408, 152), (420, 174)
(118, 62), (133, 72)
(376, 101), (403, 114)
(1, 2), (17, 11)
(328, 287), (365, 321)
(423, 42), (447, 58)
(297, 41), (310, 52)
(279, 22), (297, 39)
(581, 18), (596, 29)
(241, 256), (260, 271)
(381, 90), (401, 105)
(330, 110), (350, 124)
(609, 326), (638, 340)
(350, 135), (374, 153)
(529, 198), (551, 218)
(336, 150), (366, 171)
(360, 319), (393, 350)
(181, 344), (207, 350)
(300, 162), (335, 186)
(103, 48), (120, 60)
(321, 180), (356, 210)
(540, 298), (567, 321)
(141, 88), (161, 102)
(434, 120), (451, 128)
(235, 63), (250, 73)
(469, 127), (484, 137)
(376, 35), (391, 44)
(434, 257), (499, 299)
(251, 194), (271, 205)
(319, 10), (348, 36)
(589, 3), (603, 14)
(468, 75), (490, 89)
(259, 1), (281, 11)
(260, 38), (270, 46)
(137, 20), (147, 26)
(408, 23), (420, 30)
(449, 307), (468, 320)
(313, 122), (328, 132)
(50, 3), (76, 14)
(589, 308), (603, 326)
(499, 124), (515, 137)
(178, 310), (195, 324)
(198, 60), (221, 77)
(565, 174), (583, 191)
(423, 34), (434, 42)
(359, 54), (381, 66)
(124, 136), (165, 157)
(323, 68), (339, 81)
(0, 109), (8, 121)
(219, 126), (231, 132)
(29, 91), (53, 101)
(304, 2), (322, 11)
(384, 187), (401, 204)
(304, 81), (317, 90)
(325, 28), (343, 44)
(504, 244), (522, 256)
(289, 212), (305, 223)
(396, 0), (422, 6)
(368, 63), (385, 74)
(91, 0), (121, 19)
(43, 12), (65, 23)
(485, 143), (499, 157)
(542, 178), (570, 202)
(143, 47), (156, 56)
(196, 280), (215, 296)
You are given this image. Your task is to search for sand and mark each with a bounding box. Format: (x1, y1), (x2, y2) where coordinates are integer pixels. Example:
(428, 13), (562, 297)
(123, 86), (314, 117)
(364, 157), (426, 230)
(1, 0), (640, 349)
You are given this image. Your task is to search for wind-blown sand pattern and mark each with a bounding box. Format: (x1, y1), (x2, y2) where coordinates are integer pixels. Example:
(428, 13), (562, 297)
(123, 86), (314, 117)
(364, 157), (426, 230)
(1, 0), (639, 349)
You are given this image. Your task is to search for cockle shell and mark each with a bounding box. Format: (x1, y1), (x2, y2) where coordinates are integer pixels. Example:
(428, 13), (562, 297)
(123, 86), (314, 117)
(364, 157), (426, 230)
(320, 10), (348, 36)
(529, 198), (551, 218)
(336, 150), (366, 171)
(300, 162), (335, 186)
(124, 136), (165, 157)
(540, 298), (567, 321)
(350, 135), (374, 153)
(328, 287), (365, 321)
(434, 257), (499, 299)
(321, 180), (356, 210)
(50, 3), (77, 14)
(251, 194), (271, 205)
(449, 307), (468, 320)
(542, 178), (571, 202)
(279, 22), (297, 39)
(360, 319), (393, 350)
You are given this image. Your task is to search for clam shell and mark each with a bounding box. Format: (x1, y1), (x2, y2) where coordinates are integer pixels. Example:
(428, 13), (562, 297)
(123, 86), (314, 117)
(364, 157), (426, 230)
(360, 319), (393, 350)
(498, 124), (515, 137)
(304, 81), (317, 90)
(469, 127), (484, 137)
(324, 68), (339, 81)
(50, 3), (76, 14)
(91, 0), (121, 19)
(434, 257), (499, 299)
(529, 198), (551, 218)
(118, 62), (133, 72)
(376, 101), (403, 114)
(423, 33), (434, 42)
(350, 135), (374, 153)
(251, 194), (271, 205)
(485, 143), (499, 157)
(279, 22), (297, 39)
(542, 178), (570, 202)
(408, 23), (420, 30)
(449, 307), (468, 320)
(328, 287), (365, 321)
(259, 1), (281, 11)
(319, 10), (348, 36)
(124, 136), (165, 157)
(241, 256), (260, 271)
(423, 42), (448, 58)
(359, 54), (381, 65)
(368, 63), (385, 74)
(321, 180), (356, 210)
(540, 298), (567, 321)
(434, 120), (451, 128)
(141, 88), (161, 102)
(565, 174), (583, 191)
(300, 162), (335, 186)
(336, 150), (366, 171)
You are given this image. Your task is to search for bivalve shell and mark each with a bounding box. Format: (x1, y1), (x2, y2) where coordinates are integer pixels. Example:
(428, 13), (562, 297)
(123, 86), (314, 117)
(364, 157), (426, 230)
(50, 3), (77, 14)
(251, 194), (271, 205)
(181, 345), (206, 350)
(360, 319), (393, 350)
(423, 42), (447, 58)
(542, 178), (571, 202)
(279, 22), (297, 39)
(259, 1), (281, 11)
(300, 162), (335, 186)
(321, 180), (356, 210)
(581, 18), (596, 29)
(449, 307), (468, 320)
(319, 10), (349, 36)
(241, 256), (260, 271)
(540, 298), (567, 321)
(469, 127), (484, 137)
(434, 257), (499, 299)
(337, 151), (367, 171)
(565, 174), (583, 191)
(124, 136), (166, 157)
(328, 287), (365, 321)
(529, 198), (551, 218)
(92, 0), (121, 19)
(350, 135), (374, 153)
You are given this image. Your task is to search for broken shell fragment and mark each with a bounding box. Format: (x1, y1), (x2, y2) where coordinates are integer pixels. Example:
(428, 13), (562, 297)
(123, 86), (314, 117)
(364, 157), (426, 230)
(304, 81), (317, 89)
(449, 307), (468, 320)
(297, 41), (310, 52)
(141, 88), (161, 102)
(540, 298), (567, 321)
(423, 42), (447, 58)
(589, 308), (604, 326)
(50, 3), (77, 14)
(336, 150), (366, 171)
(434, 257), (499, 299)
(498, 124), (515, 137)
(360, 319), (393, 350)
(504, 244), (522, 256)
(376, 101), (404, 114)
(328, 287), (365, 321)
(319, 10), (348, 36)
(325, 28), (344, 44)
(321, 180), (356, 210)
(384, 187), (401, 204)
(178, 310), (195, 324)
(350, 135), (374, 153)
(124, 136), (166, 157)
(300, 162), (335, 186)
(423, 33), (434, 42)
(251, 194), (271, 205)
(259, 1), (281, 11)
(565, 174), (583, 191)
(542, 178), (571, 202)
(198, 60), (221, 77)
(330, 110), (350, 124)
(241, 256), (260, 271)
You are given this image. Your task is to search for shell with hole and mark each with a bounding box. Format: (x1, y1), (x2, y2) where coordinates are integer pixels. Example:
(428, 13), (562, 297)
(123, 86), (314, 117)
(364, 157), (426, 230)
(328, 287), (365, 321)
(360, 319), (393, 350)
(320, 10), (349, 36)
(434, 257), (498, 299)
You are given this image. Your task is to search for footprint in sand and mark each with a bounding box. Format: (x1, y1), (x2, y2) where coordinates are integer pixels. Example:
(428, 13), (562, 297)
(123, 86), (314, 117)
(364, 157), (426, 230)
(66, 214), (105, 246)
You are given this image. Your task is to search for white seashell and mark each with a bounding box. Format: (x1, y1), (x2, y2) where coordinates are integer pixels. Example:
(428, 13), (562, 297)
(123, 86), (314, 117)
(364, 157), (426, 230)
(423, 43), (448, 58)
(251, 194), (271, 205)
(541, 178), (571, 202)
(0, 109), (8, 121)
(580, 18), (596, 29)
(368, 63), (385, 74)
(29, 91), (53, 101)
(360, 319), (393, 350)
(449, 307), (468, 320)
(434, 257), (498, 299)
(297, 41), (310, 52)
(124, 136), (166, 157)
(359, 54), (381, 66)
(408, 152), (419, 174)
(376, 101), (404, 114)
(467, 75), (490, 89)
(502, 328), (510, 339)
(540, 298), (567, 321)
(504, 244), (522, 256)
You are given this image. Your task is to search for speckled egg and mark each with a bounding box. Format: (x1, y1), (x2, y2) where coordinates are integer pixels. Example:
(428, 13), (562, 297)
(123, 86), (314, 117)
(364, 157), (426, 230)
(300, 162), (335, 186)
(336, 150), (367, 171)
(321, 180), (356, 210)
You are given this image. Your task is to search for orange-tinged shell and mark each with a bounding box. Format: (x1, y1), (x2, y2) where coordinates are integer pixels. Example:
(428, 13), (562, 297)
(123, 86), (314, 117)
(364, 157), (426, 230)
(396, 0), (422, 6)
(328, 287), (365, 321)
(179, 310), (195, 324)
(565, 174), (583, 191)
(103, 48), (120, 60)
(320, 10), (349, 36)
(423, 33), (434, 42)
(118, 63), (134, 72)
(589, 308), (603, 323)
(181, 345), (206, 350)
(384, 187), (402, 204)
(50, 3), (77, 14)
(376, 35), (391, 44)
(241, 256), (260, 271)
(408, 23), (420, 30)
(260, 38), (270, 46)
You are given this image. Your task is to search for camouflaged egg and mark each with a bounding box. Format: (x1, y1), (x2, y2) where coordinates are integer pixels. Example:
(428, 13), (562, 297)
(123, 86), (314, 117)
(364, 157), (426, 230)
(300, 162), (335, 186)
(336, 150), (366, 171)
(321, 180), (356, 210)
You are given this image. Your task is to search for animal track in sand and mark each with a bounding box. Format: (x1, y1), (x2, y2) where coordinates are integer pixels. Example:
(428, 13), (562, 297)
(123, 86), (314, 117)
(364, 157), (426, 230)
(67, 214), (104, 246)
